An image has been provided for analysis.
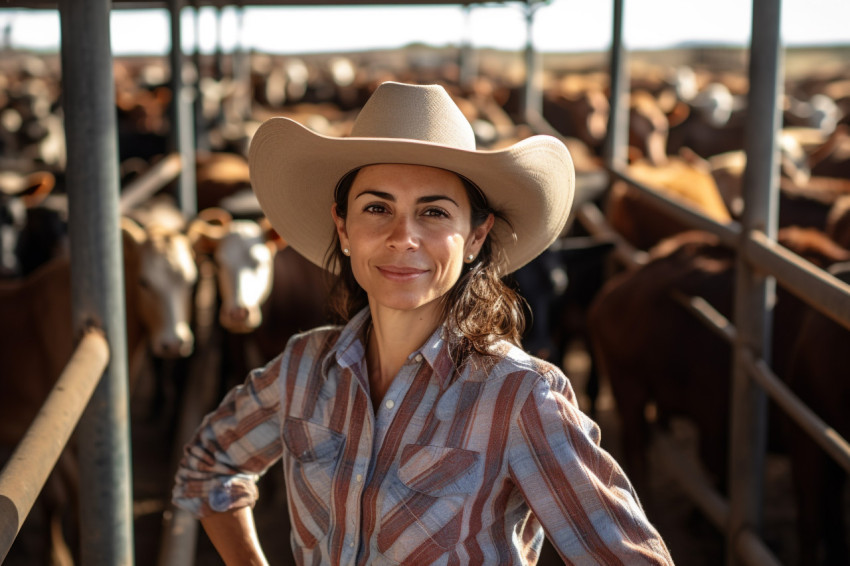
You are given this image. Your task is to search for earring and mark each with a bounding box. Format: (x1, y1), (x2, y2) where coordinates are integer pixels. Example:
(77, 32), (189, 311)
(342, 248), (350, 256)
(466, 254), (475, 263)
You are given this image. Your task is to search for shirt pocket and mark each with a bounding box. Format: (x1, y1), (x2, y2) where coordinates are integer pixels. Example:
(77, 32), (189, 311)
(377, 444), (481, 562)
(281, 417), (344, 549)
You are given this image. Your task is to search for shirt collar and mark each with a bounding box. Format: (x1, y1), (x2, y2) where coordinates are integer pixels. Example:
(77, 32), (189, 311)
(327, 307), (457, 388)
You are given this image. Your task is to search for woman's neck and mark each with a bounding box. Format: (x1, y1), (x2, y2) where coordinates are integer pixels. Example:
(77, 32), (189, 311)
(365, 302), (442, 406)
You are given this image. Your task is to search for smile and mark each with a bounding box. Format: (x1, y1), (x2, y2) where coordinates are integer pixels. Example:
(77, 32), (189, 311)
(377, 266), (428, 281)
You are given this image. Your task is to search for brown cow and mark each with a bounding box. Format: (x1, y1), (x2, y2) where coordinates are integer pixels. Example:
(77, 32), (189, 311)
(783, 197), (850, 566)
(586, 227), (850, 499)
(0, 214), (199, 564)
(605, 153), (733, 251)
(784, 262), (850, 566)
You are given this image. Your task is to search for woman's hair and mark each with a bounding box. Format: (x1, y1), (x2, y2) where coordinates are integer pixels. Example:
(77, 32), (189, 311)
(324, 167), (527, 359)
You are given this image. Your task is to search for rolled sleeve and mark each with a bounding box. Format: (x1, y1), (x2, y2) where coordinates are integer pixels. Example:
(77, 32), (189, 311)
(509, 371), (674, 565)
(172, 353), (285, 518)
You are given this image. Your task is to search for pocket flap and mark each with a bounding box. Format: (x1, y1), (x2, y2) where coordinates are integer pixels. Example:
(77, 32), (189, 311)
(283, 418), (344, 463)
(398, 444), (480, 496)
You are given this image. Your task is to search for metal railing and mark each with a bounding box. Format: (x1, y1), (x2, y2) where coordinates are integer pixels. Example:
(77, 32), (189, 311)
(0, 329), (110, 562)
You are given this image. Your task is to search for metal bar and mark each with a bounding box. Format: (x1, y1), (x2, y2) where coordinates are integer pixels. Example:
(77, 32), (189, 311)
(59, 1), (136, 564)
(0, 330), (109, 563)
(603, 0), (628, 168)
(744, 231), (850, 331)
(727, 1), (784, 564)
(120, 152), (184, 214)
(575, 201), (649, 270)
(670, 291), (737, 343)
(743, 350), (850, 474)
(734, 529), (783, 566)
(157, 259), (221, 566)
(522, 1), (542, 121)
(652, 430), (729, 530)
(609, 166), (742, 248)
(170, 0), (198, 216)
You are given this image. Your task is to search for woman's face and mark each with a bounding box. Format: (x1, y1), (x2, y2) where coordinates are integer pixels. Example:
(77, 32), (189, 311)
(332, 163), (492, 317)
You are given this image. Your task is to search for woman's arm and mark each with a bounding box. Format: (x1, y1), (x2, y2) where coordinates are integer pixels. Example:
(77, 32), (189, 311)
(201, 506), (269, 566)
(509, 371), (675, 564)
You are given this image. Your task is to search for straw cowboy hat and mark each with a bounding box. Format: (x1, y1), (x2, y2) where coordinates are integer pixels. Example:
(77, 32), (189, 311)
(249, 81), (575, 274)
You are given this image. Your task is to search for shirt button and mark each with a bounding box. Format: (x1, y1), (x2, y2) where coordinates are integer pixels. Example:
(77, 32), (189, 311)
(385, 399), (395, 410)
(355, 474), (363, 483)
(414, 354), (423, 362)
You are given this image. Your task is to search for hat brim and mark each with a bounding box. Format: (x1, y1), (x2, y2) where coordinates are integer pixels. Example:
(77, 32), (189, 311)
(249, 117), (575, 274)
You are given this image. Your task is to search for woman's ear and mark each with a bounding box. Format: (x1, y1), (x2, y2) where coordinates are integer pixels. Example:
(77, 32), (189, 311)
(467, 213), (495, 257)
(331, 203), (349, 249)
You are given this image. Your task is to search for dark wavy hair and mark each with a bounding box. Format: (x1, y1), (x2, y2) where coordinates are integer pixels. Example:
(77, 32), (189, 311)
(323, 166), (526, 358)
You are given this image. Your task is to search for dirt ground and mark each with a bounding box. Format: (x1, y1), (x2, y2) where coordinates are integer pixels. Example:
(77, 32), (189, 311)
(3, 339), (833, 566)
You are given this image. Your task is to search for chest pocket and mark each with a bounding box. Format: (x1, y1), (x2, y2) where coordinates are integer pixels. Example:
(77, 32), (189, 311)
(282, 417), (344, 549)
(377, 444), (481, 562)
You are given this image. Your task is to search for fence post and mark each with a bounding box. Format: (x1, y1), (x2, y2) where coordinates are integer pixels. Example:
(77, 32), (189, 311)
(727, 0), (783, 564)
(170, 0), (198, 217)
(58, 1), (135, 564)
(604, 0), (628, 169)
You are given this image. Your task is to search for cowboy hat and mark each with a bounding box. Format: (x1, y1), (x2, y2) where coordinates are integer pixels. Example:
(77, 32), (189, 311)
(249, 81), (575, 274)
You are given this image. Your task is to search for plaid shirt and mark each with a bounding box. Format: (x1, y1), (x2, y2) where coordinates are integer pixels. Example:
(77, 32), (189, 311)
(173, 308), (673, 565)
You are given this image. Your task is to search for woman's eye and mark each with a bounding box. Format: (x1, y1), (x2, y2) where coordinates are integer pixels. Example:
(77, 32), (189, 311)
(364, 204), (387, 214)
(423, 207), (449, 218)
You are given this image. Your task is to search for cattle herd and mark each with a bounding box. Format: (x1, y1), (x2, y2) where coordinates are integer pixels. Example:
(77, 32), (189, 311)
(1, 44), (849, 565)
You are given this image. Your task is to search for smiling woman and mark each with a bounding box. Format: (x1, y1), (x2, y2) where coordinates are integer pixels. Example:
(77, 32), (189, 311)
(171, 80), (675, 565)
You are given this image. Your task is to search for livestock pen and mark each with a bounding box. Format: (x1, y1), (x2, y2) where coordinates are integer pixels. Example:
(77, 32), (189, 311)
(1, 0), (849, 565)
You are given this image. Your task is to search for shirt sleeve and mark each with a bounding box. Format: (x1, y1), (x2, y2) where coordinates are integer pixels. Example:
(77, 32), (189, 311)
(508, 368), (674, 565)
(172, 353), (286, 518)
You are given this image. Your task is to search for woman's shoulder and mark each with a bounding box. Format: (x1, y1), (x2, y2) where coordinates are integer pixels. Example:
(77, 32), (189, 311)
(475, 340), (570, 393)
(285, 323), (345, 354)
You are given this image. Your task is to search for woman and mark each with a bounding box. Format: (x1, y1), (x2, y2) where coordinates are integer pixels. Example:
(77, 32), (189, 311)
(173, 81), (673, 565)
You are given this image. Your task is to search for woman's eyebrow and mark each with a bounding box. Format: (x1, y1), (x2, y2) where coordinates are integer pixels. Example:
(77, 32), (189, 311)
(353, 190), (459, 208)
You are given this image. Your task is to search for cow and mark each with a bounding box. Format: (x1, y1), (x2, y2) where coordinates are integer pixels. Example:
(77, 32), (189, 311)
(604, 153), (733, 252)
(0, 210), (200, 565)
(0, 169), (62, 279)
(782, 196), (850, 566)
(784, 261), (850, 566)
(585, 227), (850, 500)
(188, 210), (331, 392)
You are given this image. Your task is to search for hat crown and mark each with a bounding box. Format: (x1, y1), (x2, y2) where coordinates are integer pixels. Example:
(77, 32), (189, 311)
(350, 82), (476, 150)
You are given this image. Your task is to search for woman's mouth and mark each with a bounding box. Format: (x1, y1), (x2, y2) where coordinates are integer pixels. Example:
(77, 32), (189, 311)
(377, 265), (428, 281)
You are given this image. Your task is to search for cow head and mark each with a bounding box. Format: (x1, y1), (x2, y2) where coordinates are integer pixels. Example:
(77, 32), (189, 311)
(0, 170), (57, 278)
(121, 216), (198, 358)
(189, 208), (285, 334)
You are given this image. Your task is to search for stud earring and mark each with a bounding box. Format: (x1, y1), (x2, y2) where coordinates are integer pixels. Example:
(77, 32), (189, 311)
(342, 248), (350, 256)
(466, 254), (475, 263)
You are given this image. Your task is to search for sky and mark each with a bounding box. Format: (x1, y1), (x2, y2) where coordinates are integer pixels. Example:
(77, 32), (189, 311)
(0, 0), (847, 56)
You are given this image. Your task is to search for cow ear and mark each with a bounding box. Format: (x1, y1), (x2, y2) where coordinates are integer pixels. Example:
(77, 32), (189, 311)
(259, 217), (287, 250)
(21, 171), (56, 208)
(188, 207), (230, 254)
(121, 216), (148, 246)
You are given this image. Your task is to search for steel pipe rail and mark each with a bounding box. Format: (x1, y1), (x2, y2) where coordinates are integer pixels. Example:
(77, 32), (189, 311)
(0, 329), (109, 563)
(744, 230), (850, 331)
(742, 350), (850, 474)
(608, 166), (742, 247)
(120, 152), (184, 214)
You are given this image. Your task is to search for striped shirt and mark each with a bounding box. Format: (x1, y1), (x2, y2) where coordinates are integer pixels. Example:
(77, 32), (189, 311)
(173, 308), (673, 565)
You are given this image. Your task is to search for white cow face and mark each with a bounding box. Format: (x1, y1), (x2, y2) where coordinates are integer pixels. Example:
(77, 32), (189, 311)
(136, 228), (198, 358)
(214, 220), (276, 334)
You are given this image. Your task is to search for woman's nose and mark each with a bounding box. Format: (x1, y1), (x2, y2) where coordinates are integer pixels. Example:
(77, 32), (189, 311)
(386, 214), (418, 250)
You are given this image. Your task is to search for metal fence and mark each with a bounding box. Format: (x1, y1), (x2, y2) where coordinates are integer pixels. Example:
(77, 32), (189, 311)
(593, 1), (850, 565)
